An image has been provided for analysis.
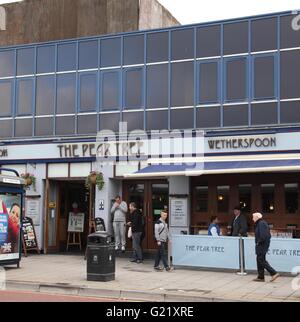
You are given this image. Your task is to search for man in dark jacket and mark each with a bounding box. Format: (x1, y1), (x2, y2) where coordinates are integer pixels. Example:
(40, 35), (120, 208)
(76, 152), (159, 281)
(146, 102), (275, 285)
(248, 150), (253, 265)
(253, 212), (280, 282)
(230, 206), (248, 237)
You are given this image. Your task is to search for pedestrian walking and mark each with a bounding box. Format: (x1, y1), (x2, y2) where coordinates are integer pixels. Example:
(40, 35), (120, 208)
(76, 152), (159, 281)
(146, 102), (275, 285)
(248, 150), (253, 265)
(154, 211), (171, 272)
(230, 206), (248, 237)
(111, 196), (128, 252)
(252, 212), (280, 282)
(208, 216), (221, 237)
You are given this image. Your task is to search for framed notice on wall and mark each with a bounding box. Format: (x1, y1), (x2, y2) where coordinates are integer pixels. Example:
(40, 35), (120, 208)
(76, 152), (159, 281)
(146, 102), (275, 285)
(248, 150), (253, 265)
(68, 212), (85, 233)
(25, 199), (40, 226)
(170, 197), (188, 227)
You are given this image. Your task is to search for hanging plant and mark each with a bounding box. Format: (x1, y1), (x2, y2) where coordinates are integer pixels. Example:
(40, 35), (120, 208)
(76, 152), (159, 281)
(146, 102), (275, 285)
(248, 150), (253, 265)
(21, 173), (36, 191)
(85, 171), (105, 191)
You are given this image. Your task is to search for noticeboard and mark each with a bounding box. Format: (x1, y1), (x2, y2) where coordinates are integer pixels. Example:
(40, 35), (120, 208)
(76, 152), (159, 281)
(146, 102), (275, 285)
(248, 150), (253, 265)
(68, 212), (85, 233)
(170, 197), (188, 227)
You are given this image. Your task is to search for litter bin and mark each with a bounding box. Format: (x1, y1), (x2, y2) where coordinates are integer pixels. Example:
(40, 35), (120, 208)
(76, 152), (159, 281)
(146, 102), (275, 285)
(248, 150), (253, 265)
(86, 232), (115, 282)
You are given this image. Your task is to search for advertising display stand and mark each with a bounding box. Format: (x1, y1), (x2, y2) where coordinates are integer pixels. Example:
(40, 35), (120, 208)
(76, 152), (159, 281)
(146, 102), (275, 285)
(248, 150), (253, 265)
(0, 168), (25, 268)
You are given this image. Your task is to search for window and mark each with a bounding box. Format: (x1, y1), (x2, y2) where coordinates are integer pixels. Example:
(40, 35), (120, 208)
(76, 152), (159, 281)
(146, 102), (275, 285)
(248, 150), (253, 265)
(217, 186), (230, 213)
(123, 35), (144, 66)
(147, 32), (169, 63)
(251, 18), (277, 52)
(147, 64), (168, 109)
(0, 50), (14, 77)
(146, 110), (168, 131)
(37, 46), (55, 74)
(261, 184), (275, 214)
(124, 68), (143, 109)
(57, 43), (77, 72)
(197, 25), (221, 58)
(77, 115), (97, 134)
(15, 118), (32, 137)
(198, 61), (219, 104)
(171, 62), (194, 107)
(122, 112), (144, 132)
(101, 70), (120, 110)
(281, 14), (300, 49)
(79, 40), (98, 70)
(55, 116), (75, 135)
(223, 105), (248, 127)
(171, 108), (194, 129)
(195, 186), (208, 212)
(0, 80), (13, 117)
(100, 37), (121, 67)
(253, 55), (276, 100)
(224, 21), (249, 55)
(17, 48), (35, 76)
(171, 28), (194, 60)
(16, 78), (34, 116)
(56, 73), (76, 114)
(285, 184), (298, 214)
(99, 113), (120, 132)
(225, 58), (248, 102)
(281, 50), (300, 99)
(197, 106), (221, 128)
(79, 72), (97, 112)
(281, 101), (300, 124)
(0, 119), (12, 138)
(251, 103), (277, 126)
(239, 185), (252, 214)
(35, 117), (53, 136)
(36, 75), (55, 115)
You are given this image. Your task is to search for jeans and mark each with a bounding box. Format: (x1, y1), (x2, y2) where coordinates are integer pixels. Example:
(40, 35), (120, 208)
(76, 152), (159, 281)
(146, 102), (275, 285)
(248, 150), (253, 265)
(257, 253), (277, 279)
(154, 242), (168, 268)
(113, 221), (126, 248)
(132, 232), (143, 261)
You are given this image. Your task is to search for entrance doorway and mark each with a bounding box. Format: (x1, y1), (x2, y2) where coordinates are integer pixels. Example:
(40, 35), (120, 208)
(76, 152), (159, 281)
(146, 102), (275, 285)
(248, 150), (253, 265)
(123, 180), (169, 250)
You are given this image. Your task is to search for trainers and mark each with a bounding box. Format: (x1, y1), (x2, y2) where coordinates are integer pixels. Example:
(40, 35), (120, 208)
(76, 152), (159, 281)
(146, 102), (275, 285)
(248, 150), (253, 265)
(270, 273), (280, 282)
(154, 267), (163, 271)
(253, 278), (265, 282)
(130, 259), (137, 263)
(165, 266), (171, 272)
(136, 260), (143, 264)
(115, 246), (119, 251)
(121, 246), (126, 252)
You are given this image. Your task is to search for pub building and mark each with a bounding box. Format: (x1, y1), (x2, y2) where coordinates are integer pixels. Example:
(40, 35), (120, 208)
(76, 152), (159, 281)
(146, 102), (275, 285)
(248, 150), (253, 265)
(1, 10), (300, 253)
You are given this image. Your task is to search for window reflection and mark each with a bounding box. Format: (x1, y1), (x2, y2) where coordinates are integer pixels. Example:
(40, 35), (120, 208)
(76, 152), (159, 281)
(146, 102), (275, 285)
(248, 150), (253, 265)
(79, 73), (97, 111)
(285, 184), (298, 214)
(261, 184), (275, 214)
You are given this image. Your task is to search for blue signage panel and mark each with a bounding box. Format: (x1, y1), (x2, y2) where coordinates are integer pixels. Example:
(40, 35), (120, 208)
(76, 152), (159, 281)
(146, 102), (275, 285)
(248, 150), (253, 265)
(172, 235), (240, 270)
(243, 237), (300, 273)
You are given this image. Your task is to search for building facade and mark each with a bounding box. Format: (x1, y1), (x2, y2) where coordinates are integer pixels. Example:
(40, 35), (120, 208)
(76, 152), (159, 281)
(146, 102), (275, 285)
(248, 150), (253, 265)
(1, 10), (300, 252)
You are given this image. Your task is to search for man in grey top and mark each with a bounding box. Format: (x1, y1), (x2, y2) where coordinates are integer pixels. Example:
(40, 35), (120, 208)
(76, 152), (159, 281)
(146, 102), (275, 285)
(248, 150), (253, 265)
(111, 196), (128, 252)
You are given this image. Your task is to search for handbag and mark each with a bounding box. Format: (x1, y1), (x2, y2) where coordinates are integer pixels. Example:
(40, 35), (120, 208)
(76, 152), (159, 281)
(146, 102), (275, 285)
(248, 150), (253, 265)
(127, 226), (132, 239)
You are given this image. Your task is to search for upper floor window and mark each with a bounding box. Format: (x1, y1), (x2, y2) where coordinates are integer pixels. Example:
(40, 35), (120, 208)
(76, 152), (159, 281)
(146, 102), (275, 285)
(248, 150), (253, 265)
(79, 72), (98, 112)
(171, 28), (194, 61)
(57, 43), (77, 72)
(147, 32), (169, 63)
(124, 68), (144, 110)
(57, 73), (76, 114)
(251, 18), (277, 52)
(17, 48), (35, 76)
(0, 50), (14, 77)
(100, 37), (121, 67)
(197, 25), (221, 58)
(281, 14), (300, 49)
(16, 78), (34, 116)
(101, 70), (120, 111)
(224, 21), (249, 55)
(0, 80), (13, 117)
(123, 35), (144, 66)
(79, 40), (98, 70)
(37, 46), (55, 74)
(198, 60), (219, 104)
(36, 75), (55, 115)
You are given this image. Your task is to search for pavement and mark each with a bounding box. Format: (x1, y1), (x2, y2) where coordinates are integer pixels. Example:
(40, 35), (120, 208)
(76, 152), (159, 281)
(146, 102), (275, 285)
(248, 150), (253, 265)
(2, 254), (300, 302)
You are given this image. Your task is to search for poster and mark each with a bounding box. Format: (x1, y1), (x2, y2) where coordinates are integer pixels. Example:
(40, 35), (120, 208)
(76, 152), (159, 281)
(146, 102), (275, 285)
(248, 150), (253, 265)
(170, 198), (188, 227)
(25, 199), (40, 226)
(0, 193), (22, 261)
(68, 212), (85, 233)
(22, 217), (37, 249)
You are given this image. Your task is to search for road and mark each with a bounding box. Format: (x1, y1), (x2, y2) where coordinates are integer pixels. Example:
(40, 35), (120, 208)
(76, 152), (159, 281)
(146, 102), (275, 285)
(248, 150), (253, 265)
(0, 290), (124, 302)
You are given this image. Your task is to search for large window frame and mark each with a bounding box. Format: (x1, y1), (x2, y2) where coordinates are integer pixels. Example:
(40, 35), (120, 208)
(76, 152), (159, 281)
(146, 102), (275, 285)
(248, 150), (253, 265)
(100, 69), (121, 111)
(16, 77), (34, 117)
(123, 67), (145, 110)
(78, 71), (99, 113)
(0, 79), (14, 118)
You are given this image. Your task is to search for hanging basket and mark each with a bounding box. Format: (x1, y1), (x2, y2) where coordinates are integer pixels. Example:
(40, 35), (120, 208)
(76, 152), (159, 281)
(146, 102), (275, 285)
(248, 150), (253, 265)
(85, 171), (105, 191)
(25, 178), (33, 186)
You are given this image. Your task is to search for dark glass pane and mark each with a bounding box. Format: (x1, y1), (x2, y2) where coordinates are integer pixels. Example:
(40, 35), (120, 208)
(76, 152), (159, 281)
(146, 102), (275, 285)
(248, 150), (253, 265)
(99, 113), (120, 132)
(280, 101), (300, 124)
(171, 108), (194, 129)
(35, 117), (53, 136)
(79, 40), (98, 70)
(80, 73), (97, 111)
(57, 43), (77, 72)
(0, 80), (13, 117)
(101, 71), (120, 110)
(281, 50), (300, 99)
(251, 103), (277, 125)
(15, 118), (32, 137)
(123, 35), (144, 66)
(17, 78), (33, 116)
(285, 184), (298, 214)
(239, 185), (252, 214)
(197, 106), (220, 128)
(171, 28), (194, 60)
(122, 112), (144, 131)
(254, 56), (275, 99)
(57, 73), (76, 114)
(147, 32), (169, 63)
(56, 116), (75, 135)
(217, 186), (230, 213)
(223, 104), (248, 127)
(226, 58), (247, 101)
(77, 114), (97, 134)
(147, 64), (168, 109)
(224, 22), (248, 55)
(124, 68), (143, 109)
(0, 50), (14, 77)
(36, 75), (55, 115)
(171, 62), (194, 107)
(17, 48), (35, 75)
(100, 38), (121, 67)
(146, 110), (168, 131)
(37, 46), (55, 73)
(252, 18), (277, 52)
(199, 61), (219, 103)
(281, 14), (300, 49)
(195, 186), (208, 212)
(197, 25), (221, 58)
(261, 184), (275, 214)
(0, 119), (12, 138)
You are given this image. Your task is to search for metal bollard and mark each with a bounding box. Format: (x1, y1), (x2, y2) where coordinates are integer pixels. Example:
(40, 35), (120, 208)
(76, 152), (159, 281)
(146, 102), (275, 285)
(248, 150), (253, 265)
(237, 237), (247, 276)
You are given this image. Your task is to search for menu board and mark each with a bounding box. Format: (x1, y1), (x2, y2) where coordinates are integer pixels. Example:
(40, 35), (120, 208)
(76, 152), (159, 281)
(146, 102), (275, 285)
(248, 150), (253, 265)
(22, 217), (38, 249)
(68, 212), (85, 233)
(170, 197), (188, 227)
